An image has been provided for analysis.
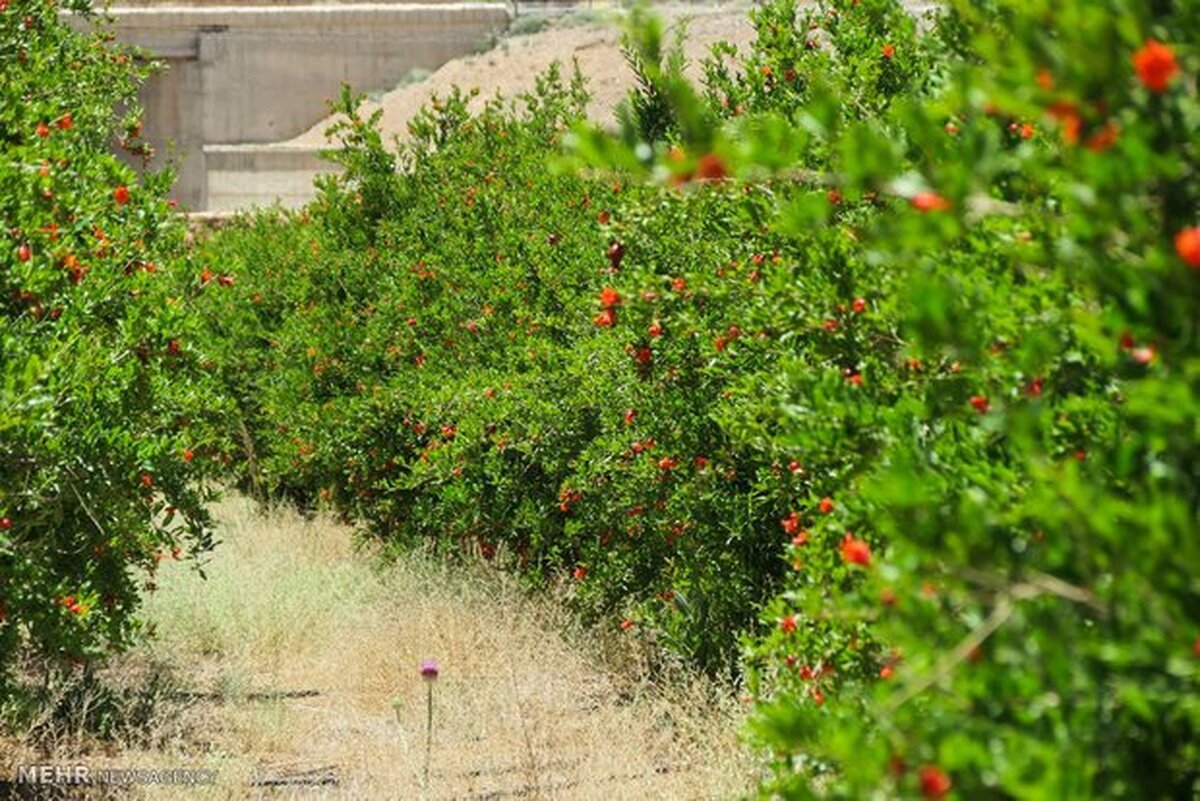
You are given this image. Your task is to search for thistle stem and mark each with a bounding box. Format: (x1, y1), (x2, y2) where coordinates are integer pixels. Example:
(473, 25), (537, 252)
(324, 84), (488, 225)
(423, 680), (434, 791)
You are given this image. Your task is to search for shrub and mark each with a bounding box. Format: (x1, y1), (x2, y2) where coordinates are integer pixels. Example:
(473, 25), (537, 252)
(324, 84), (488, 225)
(190, 0), (1199, 795)
(0, 0), (224, 708)
(601, 0), (1199, 796)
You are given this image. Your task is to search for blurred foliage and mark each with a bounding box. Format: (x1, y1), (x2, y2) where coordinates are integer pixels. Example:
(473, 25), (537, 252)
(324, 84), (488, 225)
(570, 0), (1200, 796)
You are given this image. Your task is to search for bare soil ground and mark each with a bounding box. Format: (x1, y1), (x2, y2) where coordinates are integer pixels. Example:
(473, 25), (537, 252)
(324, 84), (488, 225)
(1, 497), (758, 799)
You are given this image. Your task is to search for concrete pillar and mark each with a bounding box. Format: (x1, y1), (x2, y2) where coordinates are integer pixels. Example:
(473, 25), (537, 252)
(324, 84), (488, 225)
(136, 55), (207, 209)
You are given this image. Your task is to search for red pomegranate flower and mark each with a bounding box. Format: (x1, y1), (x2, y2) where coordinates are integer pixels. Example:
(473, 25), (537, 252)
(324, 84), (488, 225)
(911, 192), (950, 213)
(818, 497), (835, 515)
(840, 532), (871, 566)
(781, 512), (802, 535)
(1085, 122), (1119, 153)
(970, 394), (990, 413)
(881, 43), (895, 60)
(918, 765), (952, 799)
(35, 122), (50, 138)
(58, 113), (73, 131)
(694, 153), (729, 181)
(599, 287), (621, 309)
(1048, 101), (1082, 145)
(780, 614), (797, 633)
(1175, 227), (1200, 269)
(593, 308), (616, 328)
(113, 185), (131, 205)
(1132, 39), (1178, 93)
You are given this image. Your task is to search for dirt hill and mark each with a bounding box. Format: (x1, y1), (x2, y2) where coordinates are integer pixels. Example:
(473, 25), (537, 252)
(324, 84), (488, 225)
(282, 5), (756, 149)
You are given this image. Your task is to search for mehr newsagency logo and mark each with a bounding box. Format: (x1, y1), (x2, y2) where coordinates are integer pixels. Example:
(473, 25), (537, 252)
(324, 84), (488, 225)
(10, 763), (217, 787)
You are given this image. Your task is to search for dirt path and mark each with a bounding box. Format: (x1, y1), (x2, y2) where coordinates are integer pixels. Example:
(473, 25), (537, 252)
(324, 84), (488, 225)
(43, 497), (755, 799)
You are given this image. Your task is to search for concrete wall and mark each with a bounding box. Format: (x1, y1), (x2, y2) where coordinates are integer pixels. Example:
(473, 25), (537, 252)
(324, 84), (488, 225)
(203, 144), (331, 210)
(78, 3), (510, 209)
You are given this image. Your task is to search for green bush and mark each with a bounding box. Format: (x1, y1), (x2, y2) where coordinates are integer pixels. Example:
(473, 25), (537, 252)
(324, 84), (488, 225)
(1, 0), (225, 707)
(608, 0), (1198, 796)
(184, 0), (1197, 795)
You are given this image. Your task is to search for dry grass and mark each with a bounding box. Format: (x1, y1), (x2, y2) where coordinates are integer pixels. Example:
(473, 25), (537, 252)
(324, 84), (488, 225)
(3, 496), (758, 799)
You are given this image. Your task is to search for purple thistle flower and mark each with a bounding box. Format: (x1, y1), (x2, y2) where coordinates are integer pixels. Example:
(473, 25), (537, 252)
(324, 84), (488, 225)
(420, 659), (439, 680)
